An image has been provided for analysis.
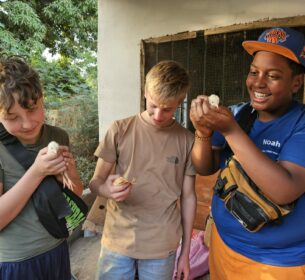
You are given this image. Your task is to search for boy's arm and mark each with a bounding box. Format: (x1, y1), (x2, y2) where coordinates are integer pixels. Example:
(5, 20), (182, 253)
(225, 125), (305, 204)
(190, 95), (220, 175)
(175, 175), (196, 280)
(192, 137), (221, 176)
(206, 106), (305, 204)
(0, 147), (67, 230)
(89, 158), (132, 202)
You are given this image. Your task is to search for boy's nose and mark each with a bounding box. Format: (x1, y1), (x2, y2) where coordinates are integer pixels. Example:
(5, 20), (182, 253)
(21, 118), (33, 129)
(154, 109), (163, 120)
(254, 74), (267, 88)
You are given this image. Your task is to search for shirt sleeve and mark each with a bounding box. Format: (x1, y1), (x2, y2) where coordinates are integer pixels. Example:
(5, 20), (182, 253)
(0, 165), (3, 184)
(94, 121), (119, 163)
(279, 121), (305, 168)
(184, 134), (196, 176)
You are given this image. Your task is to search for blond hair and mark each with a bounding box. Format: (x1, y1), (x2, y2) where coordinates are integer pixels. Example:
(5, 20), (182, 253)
(145, 60), (190, 103)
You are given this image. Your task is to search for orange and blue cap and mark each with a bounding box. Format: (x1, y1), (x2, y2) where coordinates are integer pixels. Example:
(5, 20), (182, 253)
(242, 27), (305, 68)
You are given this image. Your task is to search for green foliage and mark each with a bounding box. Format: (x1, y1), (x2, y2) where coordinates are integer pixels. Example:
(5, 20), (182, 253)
(42, 0), (97, 57)
(32, 58), (92, 108)
(75, 156), (97, 188)
(0, 0), (97, 60)
(69, 95), (98, 187)
(46, 94), (99, 187)
(67, 94), (99, 158)
(0, 0), (97, 97)
(0, 28), (25, 55)
(0, 1), (46, 55)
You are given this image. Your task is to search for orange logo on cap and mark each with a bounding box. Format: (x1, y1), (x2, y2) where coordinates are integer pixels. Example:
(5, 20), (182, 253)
(264, 29), (288, 44)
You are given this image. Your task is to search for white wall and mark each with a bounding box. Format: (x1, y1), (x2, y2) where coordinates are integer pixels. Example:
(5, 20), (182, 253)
(98, 0), (304, 138)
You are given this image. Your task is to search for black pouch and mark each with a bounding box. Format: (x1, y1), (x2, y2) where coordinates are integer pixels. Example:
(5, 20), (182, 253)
(62, 187), (88, 234)
(31, 177), (72, 238)
(0, 124), (88, 238)
(224, 190), (270, 231)
(32, 178), (88, 238)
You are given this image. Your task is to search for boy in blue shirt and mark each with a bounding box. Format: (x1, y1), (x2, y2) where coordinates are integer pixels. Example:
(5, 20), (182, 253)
(190, 27), (305, 279)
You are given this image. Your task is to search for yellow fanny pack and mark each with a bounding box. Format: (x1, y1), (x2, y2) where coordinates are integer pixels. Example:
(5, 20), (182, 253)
(214, 156), (294, 232)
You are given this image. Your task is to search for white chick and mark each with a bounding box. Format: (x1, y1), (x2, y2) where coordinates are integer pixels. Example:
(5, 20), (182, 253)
(47, 141), (59, 155)
(208, 94), (220, 108)
(47, 141), (75, 190)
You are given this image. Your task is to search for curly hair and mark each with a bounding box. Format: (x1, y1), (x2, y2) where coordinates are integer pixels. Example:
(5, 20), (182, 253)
(0, 56), (43, 116)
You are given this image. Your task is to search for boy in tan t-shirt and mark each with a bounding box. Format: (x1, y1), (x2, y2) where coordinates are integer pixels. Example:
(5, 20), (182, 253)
(90, 60), (196, 280)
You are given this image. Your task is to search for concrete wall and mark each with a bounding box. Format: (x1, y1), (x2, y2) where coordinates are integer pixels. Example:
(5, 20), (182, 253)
(98, 0), (305, 138)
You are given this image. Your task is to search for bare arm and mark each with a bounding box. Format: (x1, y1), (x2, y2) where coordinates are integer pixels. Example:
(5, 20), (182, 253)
(192, 136), (221, 175)
(225, 124), (305, 204)
(190, 96), (220, 175)
(175, 175), (196, 280)
(204, 105), (305, 204)
(89, 158), (132, 201)
(0, 147), (68, 230)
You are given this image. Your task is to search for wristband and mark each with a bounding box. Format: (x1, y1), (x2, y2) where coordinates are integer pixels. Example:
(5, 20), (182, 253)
(194, 131), (211, 142)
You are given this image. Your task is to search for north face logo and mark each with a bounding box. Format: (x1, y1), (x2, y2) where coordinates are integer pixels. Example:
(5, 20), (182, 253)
(167, 156), (179, 164)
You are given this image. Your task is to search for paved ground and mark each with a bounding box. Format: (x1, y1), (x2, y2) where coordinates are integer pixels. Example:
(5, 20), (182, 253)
(69, 232), (210, 280)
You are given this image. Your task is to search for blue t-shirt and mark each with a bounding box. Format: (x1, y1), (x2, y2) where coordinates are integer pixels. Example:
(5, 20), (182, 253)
(212, 101), (305, 266)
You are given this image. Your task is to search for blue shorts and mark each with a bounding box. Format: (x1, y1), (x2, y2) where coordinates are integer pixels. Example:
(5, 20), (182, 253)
(0, 241), (71, 280)
(96, 246), (176, 280)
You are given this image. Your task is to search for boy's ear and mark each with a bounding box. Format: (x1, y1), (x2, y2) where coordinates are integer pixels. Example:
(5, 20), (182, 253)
(292, 74), (304, 94)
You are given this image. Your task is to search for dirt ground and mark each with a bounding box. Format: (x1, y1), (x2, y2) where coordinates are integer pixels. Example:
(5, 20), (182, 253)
(69, 190), (210, 280)
(69, 232), (210, 280)
(70, 233), (101, 280)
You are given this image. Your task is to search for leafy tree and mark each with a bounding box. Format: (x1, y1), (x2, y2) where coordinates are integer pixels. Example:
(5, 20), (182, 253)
(0, 0), (97, 101)
(0, 0), (97, 58)
(42, 0), (97, 57)
(0, 1), (46, 56)
(32, 57), (92, 108)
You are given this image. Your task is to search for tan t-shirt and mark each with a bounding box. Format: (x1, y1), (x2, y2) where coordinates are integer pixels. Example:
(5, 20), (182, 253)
(94, 113), (195, 259)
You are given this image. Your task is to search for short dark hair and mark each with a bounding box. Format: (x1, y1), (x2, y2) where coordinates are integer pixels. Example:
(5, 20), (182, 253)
(286, 59), (305, 76)
(252, 51), (305, 76)
(0, 56), (43, 116)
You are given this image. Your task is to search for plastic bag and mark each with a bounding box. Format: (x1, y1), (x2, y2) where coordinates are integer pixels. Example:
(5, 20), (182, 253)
(173, 230), (209, 280)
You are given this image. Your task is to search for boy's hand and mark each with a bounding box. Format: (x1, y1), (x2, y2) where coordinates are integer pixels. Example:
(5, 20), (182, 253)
(57, 146), (80, 190)
(190, 95), (214, 137)
(103, 174), (133, 202)
(31, 147), (67, 178)
(190, 95), (240, 137)
(202, 106), (239, 136)
(174, 252), (190, 280)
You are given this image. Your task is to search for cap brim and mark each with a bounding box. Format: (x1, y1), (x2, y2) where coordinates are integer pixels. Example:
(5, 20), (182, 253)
(242, 41), (300, 64)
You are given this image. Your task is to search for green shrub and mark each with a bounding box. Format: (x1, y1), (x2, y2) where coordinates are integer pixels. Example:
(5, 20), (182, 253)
(46, 94), (99, 187)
